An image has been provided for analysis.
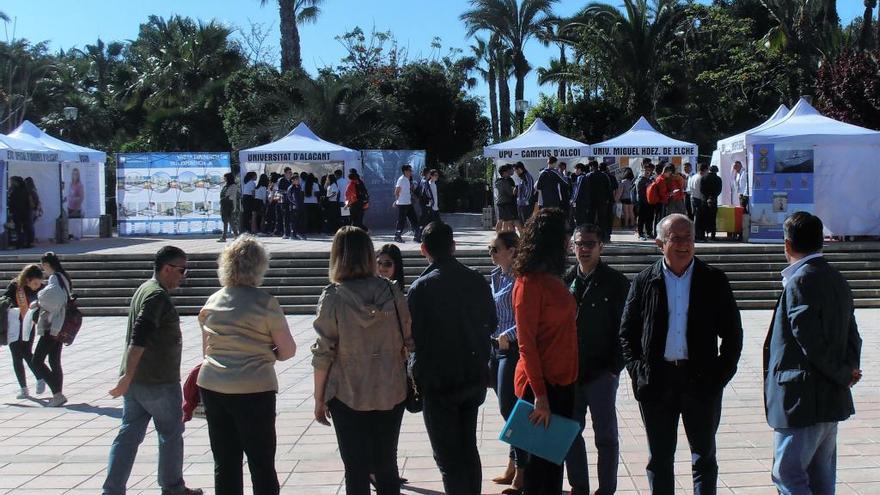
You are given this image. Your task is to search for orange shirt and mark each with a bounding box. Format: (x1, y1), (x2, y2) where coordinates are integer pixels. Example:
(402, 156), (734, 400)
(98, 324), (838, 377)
(513, 272), (579, 398)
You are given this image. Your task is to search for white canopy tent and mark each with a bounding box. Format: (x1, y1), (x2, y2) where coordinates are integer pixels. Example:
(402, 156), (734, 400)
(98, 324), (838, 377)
(0, 132), (62, 241)
(483, 118), (591, 178)
(239, 122), (362, 178)
(591, 117), (698, 171)
(8, 121), (108, 237)
(716, 104), (789, 205)
(737, 98), (880, 237)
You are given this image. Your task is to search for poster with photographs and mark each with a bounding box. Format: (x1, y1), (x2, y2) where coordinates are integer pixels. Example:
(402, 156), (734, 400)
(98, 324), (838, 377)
(749, 144), (814, 242)
(62, 162), (102, 219)
(116, 152), (229, 236)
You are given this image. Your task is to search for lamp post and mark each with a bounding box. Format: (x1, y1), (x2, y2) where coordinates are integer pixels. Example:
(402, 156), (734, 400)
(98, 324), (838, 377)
(515, 99), (529, 134)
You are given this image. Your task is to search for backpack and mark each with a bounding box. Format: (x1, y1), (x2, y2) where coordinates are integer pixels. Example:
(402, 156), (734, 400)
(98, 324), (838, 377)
(355, 181), (370, 204)
(55, 276), (82, 346)
(646, 181), (661, 205)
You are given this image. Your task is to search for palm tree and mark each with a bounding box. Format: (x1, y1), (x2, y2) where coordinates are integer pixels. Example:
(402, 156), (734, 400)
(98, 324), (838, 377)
(259, 0), (323, 72)
(569, 0), (686, 118)
(495, 47), (514, 138)
(536, 57), (579, 104)
(461, 0), (557, 125)
(861, 0), (877, 50)
(471, 36), (500, 142)
(536, 18), (575, 104)
(72, 39), (124, 107)
(0, 11), (9, 22)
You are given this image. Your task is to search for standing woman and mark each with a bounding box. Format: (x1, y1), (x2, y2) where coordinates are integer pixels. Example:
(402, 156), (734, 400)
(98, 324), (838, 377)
(488, 232), (527, 493)
(345, 171), (368, 232)
(303, 173), (321, 233)
(33, 252), (71, 407)
(619, 167), (636, 230)
(8, 177), (31, 249)
(240, 172), (257, 234)
(67, 168), (85, 218)
(253, 174), (269, 234)
(323, 174), (341, 234)
(5, 264), (44, 399)
(376, 243), (405, 292)
(312, 226), (413, 495)
(198, 236), (296, 495)
(219, 173), (240, 242)
(511, 208), (578, 493)
(25, 177), (42, 247)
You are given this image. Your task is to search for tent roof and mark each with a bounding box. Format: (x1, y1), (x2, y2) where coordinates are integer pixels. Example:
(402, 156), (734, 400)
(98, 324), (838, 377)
(483, 118), (591, 159)
(8, 120), (106, 162)
(0, 132), (61, 163)
(717, 104), (789, 153)
(591, 117), (697, 154)
(239, 122), (359, 163)
(748, 98), (880, 145)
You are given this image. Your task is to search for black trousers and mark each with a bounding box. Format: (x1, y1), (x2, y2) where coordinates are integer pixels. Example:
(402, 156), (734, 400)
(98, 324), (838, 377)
(637, 201), (655, 238)
(639, 364), (723, 495)
(421, 207), (440, 227)
(240, 195), (254, 233)
(395, 204), (421, 238)
(9, 337), (38, 388)
(328, 399), (405, 495)
(200, 388), (279, 495)
(422, 385), (486, 495)
(692, 197), (706, 240)
(32, 335), (63, 394)
(350, 203), (366, 231)
(705, 200), (718, 238)
(324, 202), (341, 234)
(282, 204), (299, 237)
(521, 382), (576, 495)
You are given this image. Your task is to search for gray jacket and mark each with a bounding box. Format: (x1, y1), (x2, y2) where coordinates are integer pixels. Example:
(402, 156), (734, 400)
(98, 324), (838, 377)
(37, 273), (69, 337)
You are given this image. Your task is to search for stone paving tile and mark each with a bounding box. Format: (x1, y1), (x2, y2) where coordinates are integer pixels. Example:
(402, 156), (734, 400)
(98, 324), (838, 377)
(0, 309), (876, 494)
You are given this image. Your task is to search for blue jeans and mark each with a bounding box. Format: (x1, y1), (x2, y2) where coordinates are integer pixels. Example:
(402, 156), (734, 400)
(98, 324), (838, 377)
(102, 382), (186, 495)
(490, 348), (527, 468)
(565, 372), (620, 495)
(772, 422), (838, 495)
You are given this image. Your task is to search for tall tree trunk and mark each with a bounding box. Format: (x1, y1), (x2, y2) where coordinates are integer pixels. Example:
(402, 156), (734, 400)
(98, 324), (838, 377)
(558, 45), (567, 104)
(513, 51), (527, 132)
(278, 0), (298, 72)
(488, 65), (499, 142)
(497, 62), (512, 140)
(862, 2), (876, 50)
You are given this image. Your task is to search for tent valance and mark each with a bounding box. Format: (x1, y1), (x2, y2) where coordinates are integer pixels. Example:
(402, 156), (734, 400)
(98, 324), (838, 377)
(483, 118), (591, 161)
(591, 117), (697, 158)
(8, 120), (106, 163)
(239, 122), (360, 163)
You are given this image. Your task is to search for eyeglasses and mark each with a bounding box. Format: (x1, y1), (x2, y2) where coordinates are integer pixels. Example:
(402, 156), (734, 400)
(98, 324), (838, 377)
(168, 264), (188, 275)
(488, 245), (499, 254)
(573, 240), (600, 249)
(377, 260), (394, 268)
(665, 236), (694, 244)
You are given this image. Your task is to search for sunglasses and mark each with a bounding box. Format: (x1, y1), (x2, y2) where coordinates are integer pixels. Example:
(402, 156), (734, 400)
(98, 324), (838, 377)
(168, 263), (188, 275)
(377, 260), (395, 268)
(573, 241), (600, 249)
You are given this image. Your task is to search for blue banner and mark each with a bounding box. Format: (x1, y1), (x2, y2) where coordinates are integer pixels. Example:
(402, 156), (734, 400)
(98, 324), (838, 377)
(749, 144), (815, 242)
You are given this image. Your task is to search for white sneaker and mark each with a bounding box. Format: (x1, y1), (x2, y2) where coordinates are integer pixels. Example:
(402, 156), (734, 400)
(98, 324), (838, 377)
(46, 393), (67, 407)
(35, 379), (46, 395)
(16, 387), (29, 399)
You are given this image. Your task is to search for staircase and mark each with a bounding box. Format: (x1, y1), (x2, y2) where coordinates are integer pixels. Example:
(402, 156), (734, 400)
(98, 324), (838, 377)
(1, 242), (878, 316)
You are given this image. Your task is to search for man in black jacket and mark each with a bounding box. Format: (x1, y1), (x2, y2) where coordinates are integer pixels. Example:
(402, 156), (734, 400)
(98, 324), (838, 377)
(700, 166), (722, 241)
(535, 156), (565, 209)
(407, 221), (497, 495)
(764, 212), (862, 494)
(563, 224), (629, 495)
(620, 214), (742, 495)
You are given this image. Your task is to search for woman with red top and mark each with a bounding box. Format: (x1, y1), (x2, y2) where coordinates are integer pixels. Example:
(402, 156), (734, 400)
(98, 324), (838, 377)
(511, 207), (579, 494)
(344, 171), (369, 232)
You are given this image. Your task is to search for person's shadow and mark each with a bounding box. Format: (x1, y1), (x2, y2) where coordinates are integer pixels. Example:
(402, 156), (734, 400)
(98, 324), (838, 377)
(6, 399), (122, 418)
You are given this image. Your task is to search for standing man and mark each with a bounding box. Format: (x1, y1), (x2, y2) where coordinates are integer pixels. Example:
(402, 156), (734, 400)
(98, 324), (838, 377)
(407, 222), (497, 495)
(495, 165), (518, 233)
(701, 165), (722, 241)
(683, 162), (695, 219)
(733, 160), (750, 213)
(600, 163), (618, 243)
(394, 164), (421, 243)
(582, 161), (612, 238)
(513, 162), (535, 228)
(764, 212), (862, 494)
(275, 167), (293, 237)
(421, 169), (441, 226)
(564, 224), (630, 495)
(103, 246), (202, 495)
(535, 156), (565, 209)
(334, 169), (349, 226)
(635, 160), (656, 240)
(689, 163), (708, 241)
(620, 214), (743, 495)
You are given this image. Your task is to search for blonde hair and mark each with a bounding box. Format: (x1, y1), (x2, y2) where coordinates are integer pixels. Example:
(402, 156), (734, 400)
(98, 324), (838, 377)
(329, 226), (376, 283)
(217, 235), (269, 287)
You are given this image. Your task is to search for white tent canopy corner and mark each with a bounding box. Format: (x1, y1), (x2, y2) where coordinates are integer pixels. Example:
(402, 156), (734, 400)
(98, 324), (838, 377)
(7, 120), (108, 238)
(591, 116), (698, 170)
(239, 122), (362, 178)
(731, 97), (880, 237)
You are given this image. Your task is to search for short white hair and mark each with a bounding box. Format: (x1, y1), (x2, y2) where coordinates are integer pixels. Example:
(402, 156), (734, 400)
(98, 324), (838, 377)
(217, 235), (270, 287)
(656, 214), (694, 242)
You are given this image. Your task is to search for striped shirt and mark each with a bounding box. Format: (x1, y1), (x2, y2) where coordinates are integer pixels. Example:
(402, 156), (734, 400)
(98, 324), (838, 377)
(490, 267), (517, 340)
(515, 170), (535, 207)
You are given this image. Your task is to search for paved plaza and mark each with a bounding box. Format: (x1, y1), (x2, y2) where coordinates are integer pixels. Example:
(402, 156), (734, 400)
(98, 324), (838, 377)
(0, 308), (875, 494)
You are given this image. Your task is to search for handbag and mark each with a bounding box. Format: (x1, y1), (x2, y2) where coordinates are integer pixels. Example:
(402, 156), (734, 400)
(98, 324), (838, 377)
(55, 276), (82, 346)
(388, 282), (422, 413)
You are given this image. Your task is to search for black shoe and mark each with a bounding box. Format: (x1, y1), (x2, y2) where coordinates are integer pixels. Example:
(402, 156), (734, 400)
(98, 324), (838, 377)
(394, 236), (404, 243)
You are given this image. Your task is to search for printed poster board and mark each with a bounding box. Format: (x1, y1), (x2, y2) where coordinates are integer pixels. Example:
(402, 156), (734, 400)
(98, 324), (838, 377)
(749, 143), (815, 242)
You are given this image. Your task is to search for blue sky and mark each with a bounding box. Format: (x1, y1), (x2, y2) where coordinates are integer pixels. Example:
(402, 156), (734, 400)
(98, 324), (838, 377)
(2, 0), (863, 108)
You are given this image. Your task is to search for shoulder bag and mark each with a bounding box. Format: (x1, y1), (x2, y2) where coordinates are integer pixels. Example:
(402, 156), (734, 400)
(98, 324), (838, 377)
(55, 276), (83, 346)
(387, 281), (421, 413)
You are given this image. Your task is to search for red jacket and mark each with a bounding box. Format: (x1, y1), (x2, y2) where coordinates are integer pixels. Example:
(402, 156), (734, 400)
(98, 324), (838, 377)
(513, 272), (579, 398)
(653, 174), (685, 204)
(182, 363), (201, 422)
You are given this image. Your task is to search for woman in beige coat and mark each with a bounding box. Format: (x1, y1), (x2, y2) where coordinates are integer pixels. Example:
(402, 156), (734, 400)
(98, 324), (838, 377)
(312, 226), (414, 495)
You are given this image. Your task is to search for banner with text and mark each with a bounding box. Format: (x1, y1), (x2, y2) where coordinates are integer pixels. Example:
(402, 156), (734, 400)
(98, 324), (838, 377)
(749, 143), (815, 242)
(116, 152), (230, 236)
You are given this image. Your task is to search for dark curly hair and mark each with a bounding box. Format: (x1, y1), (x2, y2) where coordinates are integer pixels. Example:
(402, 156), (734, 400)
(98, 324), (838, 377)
(512, 208), (568, 278)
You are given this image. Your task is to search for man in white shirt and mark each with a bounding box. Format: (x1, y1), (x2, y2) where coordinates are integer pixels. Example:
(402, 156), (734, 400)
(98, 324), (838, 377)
(394, 164), (421, 243)
(688, 164), (707, 241)
(732, 161), (749, 212)
(620, 214), (742, 495)
(334, 169), (349, 226)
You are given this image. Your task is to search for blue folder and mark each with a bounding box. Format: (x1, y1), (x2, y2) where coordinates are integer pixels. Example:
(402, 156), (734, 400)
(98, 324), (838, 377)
(498, 399), (581, 465)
